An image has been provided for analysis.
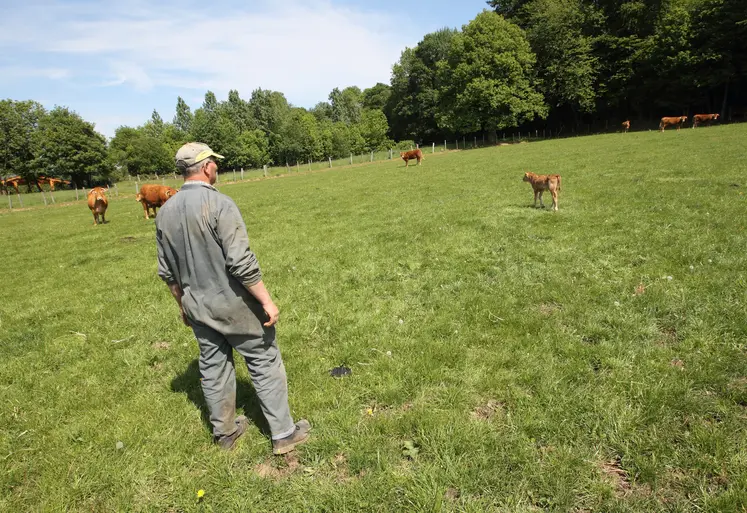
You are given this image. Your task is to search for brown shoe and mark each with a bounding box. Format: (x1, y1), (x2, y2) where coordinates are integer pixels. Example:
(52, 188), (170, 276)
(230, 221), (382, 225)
(215, 415), (249, 451)
(272, 419), (311, 455)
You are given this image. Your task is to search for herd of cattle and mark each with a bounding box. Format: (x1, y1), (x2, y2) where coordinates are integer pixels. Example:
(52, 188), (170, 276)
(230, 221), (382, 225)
(82, 114), (721, 223)
(86, 183), (177, 225)
(0, 175), (70, 195)
(619, 113), (720, 133)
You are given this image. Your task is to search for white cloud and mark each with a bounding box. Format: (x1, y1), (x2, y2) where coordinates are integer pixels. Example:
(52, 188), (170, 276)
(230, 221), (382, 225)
(0, 66), (71, 81)
(2, 0), (417, 106)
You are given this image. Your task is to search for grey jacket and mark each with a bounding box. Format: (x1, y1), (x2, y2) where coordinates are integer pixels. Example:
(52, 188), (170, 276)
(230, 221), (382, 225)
(155, 181), (266, 336)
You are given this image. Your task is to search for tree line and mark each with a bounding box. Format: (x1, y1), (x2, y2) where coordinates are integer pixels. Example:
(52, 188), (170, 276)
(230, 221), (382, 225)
(2, 2), (744, 187)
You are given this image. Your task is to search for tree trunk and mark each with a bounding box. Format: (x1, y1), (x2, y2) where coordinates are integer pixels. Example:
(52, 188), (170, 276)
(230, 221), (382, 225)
(721, 79), (729, 120)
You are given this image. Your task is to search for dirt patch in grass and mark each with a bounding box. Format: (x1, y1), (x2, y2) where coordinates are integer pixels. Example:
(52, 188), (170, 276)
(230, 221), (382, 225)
(539, 303), (561, 316)
(600, 458), (632, 498)
(634, 283), (646, 296)
(254, 453), (301, 480)
(444, 487), (461, 501)
(152, 341), (170, 350)
(670, 358), (685, 369)
(471, 400), (503, 421)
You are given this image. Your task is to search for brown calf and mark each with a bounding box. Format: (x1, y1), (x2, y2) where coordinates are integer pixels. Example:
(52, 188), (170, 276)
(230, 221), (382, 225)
(400, 149), (424, 167)
(523, 172), (561, 211)
(621, 120), (630, 133)
(87, 187), (108, 225)
(135, 184), (178, 219)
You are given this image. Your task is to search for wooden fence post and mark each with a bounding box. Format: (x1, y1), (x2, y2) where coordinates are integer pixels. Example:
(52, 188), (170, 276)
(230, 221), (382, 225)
(263, 165), (268, 178)
(370, 151), (374, 162)
(474, 136), (477, 148)
(114, 183), (118, 197)
(16, 193), (23, 207)
(456, 139), (458, 150)
(75, 185), (79, 201)
(7, 194), (11, 210)
(308, 160), (311, 172)
(444, 140), (447, 151)
(135, 183), (139, 194)
(41, 191), (47, 206)
(432, 142), (435, 153)
(233, 169), (236, 181)
(329, 156), (332, 168)
(241, 168), (244, 180)
(297, 162), (300, 173)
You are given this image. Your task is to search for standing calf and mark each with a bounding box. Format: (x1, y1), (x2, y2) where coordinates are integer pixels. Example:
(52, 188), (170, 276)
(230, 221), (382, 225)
(87, 187), (108, 225)
(400, 149), (424, 167)
(135, 184), (178, 219)
(523, 172), (561, 211)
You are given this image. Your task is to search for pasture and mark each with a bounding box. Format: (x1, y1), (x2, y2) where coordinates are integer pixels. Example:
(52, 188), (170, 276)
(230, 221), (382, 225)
(1, 125), (746, 512)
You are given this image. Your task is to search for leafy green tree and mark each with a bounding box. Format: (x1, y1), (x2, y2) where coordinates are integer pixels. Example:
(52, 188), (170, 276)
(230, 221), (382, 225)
(521, 0), (599, 116)
(310, 101), (334, 122)
(0, 100), (45, 188)
(361, 83), (391, 111)
(358, 109), (391, 151)
(231, 129), (270, 169)
(109, 126), (173, 177)
(278, 108), (322, 163)
(436, 11), (547, 133)
(387, 28), (457, 141)
(173, 96), (193, 134)
(329, 86), (362, 124)
(34, 107), (110, 187)
(224, 89), (255, 133)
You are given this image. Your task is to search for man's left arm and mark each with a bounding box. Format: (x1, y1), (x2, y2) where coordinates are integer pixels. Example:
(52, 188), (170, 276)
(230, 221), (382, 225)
(157, 227), (190, 327)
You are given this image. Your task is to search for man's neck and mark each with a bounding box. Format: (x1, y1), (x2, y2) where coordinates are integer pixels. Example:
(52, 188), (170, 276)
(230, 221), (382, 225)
(184, 176), (212, 185)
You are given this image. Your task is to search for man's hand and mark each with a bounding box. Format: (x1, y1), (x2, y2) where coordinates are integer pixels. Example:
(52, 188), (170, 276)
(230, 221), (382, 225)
(262, 301), (279, 327)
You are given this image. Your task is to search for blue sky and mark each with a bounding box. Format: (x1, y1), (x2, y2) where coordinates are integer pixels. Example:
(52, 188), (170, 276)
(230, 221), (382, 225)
(0, 0), (489, 138)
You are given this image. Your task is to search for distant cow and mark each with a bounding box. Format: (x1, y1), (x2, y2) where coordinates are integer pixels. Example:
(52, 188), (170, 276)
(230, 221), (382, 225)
(692, 113), (719, 128)
(87, 187), (108, 225)
(659, 116), (688, 132)
(622, 120), (630, 133)
(400, 149), (424, 167)
(135, 184), (178, 219)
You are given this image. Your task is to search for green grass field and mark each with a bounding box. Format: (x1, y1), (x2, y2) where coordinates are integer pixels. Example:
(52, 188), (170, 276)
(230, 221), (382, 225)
(1, 125), (746, 512)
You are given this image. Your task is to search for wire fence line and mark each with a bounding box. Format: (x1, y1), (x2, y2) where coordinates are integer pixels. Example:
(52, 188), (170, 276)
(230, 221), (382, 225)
(1, 119), (736, 213)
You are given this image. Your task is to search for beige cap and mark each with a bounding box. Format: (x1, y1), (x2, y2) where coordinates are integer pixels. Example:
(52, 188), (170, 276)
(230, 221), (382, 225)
(175, 142), (224, 170)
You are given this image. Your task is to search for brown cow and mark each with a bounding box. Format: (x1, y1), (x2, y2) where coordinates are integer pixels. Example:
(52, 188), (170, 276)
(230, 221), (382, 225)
(622, 120), (630, 133)
(400, 149), (424, 167)
(135, 184), (178, 219)
(659, 116), (688, 132)
(523, 172), (561, 211)
(87, 187), (108, 225)
(692, 113), (719, 128)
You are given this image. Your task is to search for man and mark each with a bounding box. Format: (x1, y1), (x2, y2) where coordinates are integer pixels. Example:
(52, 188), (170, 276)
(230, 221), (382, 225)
(156, 142), (310, 454)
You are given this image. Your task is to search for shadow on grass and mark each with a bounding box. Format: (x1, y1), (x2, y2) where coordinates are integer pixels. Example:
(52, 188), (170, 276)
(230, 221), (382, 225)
(170, 358), (272, 439)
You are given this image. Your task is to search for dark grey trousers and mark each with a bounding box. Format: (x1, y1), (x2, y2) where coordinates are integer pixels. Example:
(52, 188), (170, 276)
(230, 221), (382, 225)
(191, 322), (296, 441)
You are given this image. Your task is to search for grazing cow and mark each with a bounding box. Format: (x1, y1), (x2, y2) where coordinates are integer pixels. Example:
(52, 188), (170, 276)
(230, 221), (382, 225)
(523, 172), (561, 211)
(400, 149), (424, 167)
(659, 116), (688, 132)
(622, 120), (630, 133)
(692, 113), (719, 128)
(87, 187), (108, 225)
(135, 184), (178, 219)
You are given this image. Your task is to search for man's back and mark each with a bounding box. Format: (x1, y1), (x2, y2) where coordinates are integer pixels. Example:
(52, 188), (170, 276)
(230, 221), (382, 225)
(156, 181), (265, 336)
